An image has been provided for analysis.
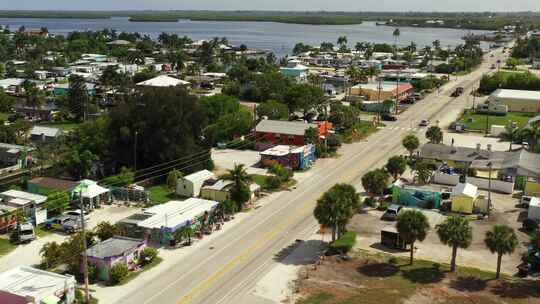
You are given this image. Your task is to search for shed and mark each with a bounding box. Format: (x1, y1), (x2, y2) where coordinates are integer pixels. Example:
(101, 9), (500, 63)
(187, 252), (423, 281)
(489, 89), (540, 113)
(451, 183), (478, 214)
(29, 126), (63, 142)
(527, 197), (540, 221)
(176, 170), (215, 197)
(380, 225), (408, 250)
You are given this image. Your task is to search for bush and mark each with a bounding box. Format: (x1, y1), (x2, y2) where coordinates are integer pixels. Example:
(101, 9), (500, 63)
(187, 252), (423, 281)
(388, 257), (398, 264)
(109, 263), (129, 285)
(523, 218), (539, 232)
(377, 201), (389, 211)
(364, 197), (377, 208)
(87, 264), (97, 283)
(140, 247), (158, 265)
(328, 231), (357, 254)
(266, 175), (282, 190)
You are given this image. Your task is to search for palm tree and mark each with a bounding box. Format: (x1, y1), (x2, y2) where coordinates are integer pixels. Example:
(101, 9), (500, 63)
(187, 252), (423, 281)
(402, 134), (420, 158)
(484, 225), (519, 279)
(426, 126), (443, 144)
(436, 216), (473, 272)
(392, 28), (401, 52)
(225, 164), (250, 189)
(396, 210), (430, 265)
(408, 41), (417, 53)
(337, 36), (348, 50)
(178, 225), (194, 246)
(314, 183), (360, 242)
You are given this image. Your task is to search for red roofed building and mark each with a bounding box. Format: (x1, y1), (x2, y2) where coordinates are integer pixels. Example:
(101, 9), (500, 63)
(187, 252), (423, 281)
(254, 119), (332, 150)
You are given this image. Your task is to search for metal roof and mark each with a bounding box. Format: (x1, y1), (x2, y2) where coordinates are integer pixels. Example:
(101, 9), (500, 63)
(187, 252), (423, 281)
(86, 236), (144, 259)
(256, 120), (317, 136)
(491, 89), (540, 101)
(1, 190), (47, 205)
(184, 170), (215, 183)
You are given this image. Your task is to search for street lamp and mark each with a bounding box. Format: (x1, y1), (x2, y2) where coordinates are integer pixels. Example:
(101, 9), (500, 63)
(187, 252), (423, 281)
(487, 161), (493, 214)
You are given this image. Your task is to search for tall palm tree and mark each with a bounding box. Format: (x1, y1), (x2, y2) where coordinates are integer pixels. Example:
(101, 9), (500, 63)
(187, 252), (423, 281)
(392, 28), (401, 52)
(436, 216), (473, 272)
(337, 36), (348, 50)
(397, 210), (430, 265)
(225, 164), (250, 189)
(484, 225), (519, 279)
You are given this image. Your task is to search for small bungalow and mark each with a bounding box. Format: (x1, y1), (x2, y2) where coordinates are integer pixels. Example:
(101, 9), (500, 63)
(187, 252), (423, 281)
(0, 190), (47, 224)
(136, 198), (219, 245)
(0, 266), (76, 304)
(53, 82), (96, 97)
(176, 170), (215, 198)
(200, 179), (261, 203)
(260, 144), (316, 170)
(451, 183), (479, 214)
(29, 126), (63, 143)
(86, 236), (146, 282)
(280, 60), (309, 83)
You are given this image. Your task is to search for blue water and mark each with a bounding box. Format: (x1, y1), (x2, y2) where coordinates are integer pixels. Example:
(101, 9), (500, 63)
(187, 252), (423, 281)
(0, 17), (488, 57)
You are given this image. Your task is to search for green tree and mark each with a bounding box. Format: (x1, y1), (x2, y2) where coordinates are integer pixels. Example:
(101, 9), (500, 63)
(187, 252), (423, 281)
(402, 134), (420, 158)
(386, 156), (407, 180)
(314, 183), (360, 241)
(40, 241), (63, 269)
(397, 210), (430, 265)
(178, 225), (194, 245)
(140, 247), (158, 265)
(392, 28), (401, 51)
(167, 169), (182, 191)
(436, 216), (473, 272)
(110, 263), (129, 284)
(361, 169), (389, 196)
(44, 191), (70, 217)
(426, 126), (443, 144)
(415, 161), (433, 184)
(484, 225), (519, 279)
(224, 164), (251, 209)
(94, 221), (122, 242)
(67, 75), (90, 121)
(257, 100), (289, 120)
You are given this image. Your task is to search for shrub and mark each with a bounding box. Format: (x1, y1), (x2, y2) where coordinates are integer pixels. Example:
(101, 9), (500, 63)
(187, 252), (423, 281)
(87, 264), (97, 283)
(266, 175), (282, 190)
(328, 231), (357, 254)
(388, 257), (398, 264)
(364, 197), (377, 208)
(377, 201), (389, 211)
(109, 263), (129, 285)
(140, 247), (158, 265)
(523, 218), (539, 232)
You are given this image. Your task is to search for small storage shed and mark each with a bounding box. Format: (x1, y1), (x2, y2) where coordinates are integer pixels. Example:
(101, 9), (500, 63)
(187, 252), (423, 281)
(380, 225), (408, 250)
(451, 183), (478, 214)
(527, 197), (540, 221)
(176, 170), (215, 198)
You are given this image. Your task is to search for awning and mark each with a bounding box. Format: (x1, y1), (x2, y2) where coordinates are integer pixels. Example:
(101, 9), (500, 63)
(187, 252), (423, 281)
(41, 294), (61, 304)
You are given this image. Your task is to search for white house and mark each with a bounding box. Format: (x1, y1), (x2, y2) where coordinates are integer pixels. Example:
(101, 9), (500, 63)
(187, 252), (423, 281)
(176, 169), (216, 197)
(136, 75), (190, 87)
(0, 266), (76, 304)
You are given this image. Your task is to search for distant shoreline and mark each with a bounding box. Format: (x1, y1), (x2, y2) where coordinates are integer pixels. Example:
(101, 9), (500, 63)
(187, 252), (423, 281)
(0, 10), (534, 29)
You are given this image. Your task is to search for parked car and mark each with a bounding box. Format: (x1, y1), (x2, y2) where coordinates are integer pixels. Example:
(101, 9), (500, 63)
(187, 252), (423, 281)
(44, 215), (74, 230)
(62, 219), (85, 234)
(411, 92), (424, 100)
(521, 196), (534, 208)
(63, 209), (89, 220)
(419, 119), (430, 127)
(451, 87), (464, 97)
(381, 204), (403, 221)
(381, 113), (398, 121)
(16, 223), (36, 243)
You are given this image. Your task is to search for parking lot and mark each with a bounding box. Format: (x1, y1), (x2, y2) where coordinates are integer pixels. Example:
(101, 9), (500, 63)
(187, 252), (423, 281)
(0, 204), (140, 272)
(349, 191), (529, 275)
(211, 148), (267, 175)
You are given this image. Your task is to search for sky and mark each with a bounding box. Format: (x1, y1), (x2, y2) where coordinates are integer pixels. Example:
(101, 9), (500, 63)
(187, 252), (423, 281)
(1, 0), (540, 12)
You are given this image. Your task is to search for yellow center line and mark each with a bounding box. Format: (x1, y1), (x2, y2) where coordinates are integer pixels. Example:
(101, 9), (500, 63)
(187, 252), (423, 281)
(177, 203), (313, 304)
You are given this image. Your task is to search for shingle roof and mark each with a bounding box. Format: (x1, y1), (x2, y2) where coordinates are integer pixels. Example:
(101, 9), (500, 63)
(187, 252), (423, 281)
(28, 177), (78, 192)
(86, 236), (144, 259)
(255, 120), (317, 136)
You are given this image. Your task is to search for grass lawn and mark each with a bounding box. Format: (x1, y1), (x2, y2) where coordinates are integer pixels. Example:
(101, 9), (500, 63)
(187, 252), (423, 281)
(0, 112), (10, 122)
(147, 185), (181, 204)
(458, 110), (534, 132)
(41, 121), (81, 131)
(297, 251), (532, 304)
(0, 238), (16, 257)
(119, 257), (163, 285)
(340, 121), (381, 143)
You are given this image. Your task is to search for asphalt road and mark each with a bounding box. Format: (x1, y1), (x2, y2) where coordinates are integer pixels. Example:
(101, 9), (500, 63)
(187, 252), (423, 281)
(116, 46), (509, 304)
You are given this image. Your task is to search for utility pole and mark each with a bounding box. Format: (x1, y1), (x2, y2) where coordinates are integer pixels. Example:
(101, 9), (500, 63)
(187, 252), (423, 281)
(395, 69), (400, 116)
(377, 77), (382, 123)
(134, 131), (138, 172)
(487, 161), (493, 214)
(78, 183), (90, 303)
(485, 98), (490, 136)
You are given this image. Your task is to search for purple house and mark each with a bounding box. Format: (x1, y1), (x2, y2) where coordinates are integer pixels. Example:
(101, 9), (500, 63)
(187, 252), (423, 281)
(86, 236), (146, 281)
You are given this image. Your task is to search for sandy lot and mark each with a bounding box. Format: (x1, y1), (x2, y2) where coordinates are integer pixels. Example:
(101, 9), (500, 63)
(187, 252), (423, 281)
(349, 191), (529, 275)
